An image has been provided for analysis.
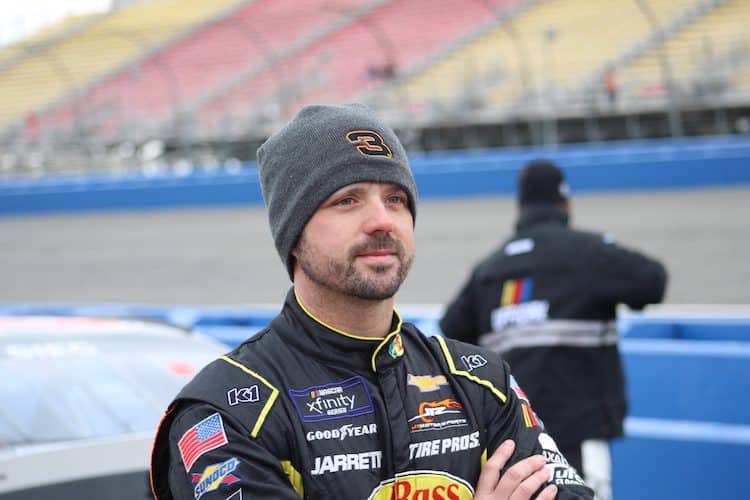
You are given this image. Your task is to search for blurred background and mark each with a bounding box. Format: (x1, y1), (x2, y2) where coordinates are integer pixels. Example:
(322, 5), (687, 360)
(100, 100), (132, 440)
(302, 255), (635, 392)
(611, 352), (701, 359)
(0, 1), (748, 499)
(0, 0), (749, 174)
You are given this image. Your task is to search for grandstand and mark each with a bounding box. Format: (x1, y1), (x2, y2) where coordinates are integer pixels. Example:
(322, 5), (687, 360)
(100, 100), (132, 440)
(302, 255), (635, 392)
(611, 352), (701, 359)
(615, 0), (750, 109)
(0, 0), (243, 132)
(396, 0), (690, 118)
(0, 0), (748, 175)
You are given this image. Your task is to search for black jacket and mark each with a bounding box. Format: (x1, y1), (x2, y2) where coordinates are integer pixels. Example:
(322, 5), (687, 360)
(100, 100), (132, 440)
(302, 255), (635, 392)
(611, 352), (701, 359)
(151, 289), (593, 499)
(439, 205), (667, 447)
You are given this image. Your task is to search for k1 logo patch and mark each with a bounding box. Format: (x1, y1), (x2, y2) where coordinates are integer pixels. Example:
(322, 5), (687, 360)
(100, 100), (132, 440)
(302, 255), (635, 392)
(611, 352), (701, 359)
(227, 386), (260, 406)
(289, 376), (374, 423)
(460, 354), (487, 372)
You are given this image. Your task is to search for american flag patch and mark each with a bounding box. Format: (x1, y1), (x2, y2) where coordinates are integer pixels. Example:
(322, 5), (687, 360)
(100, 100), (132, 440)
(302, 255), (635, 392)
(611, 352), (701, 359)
(178, 413), (228, 471)
(510, 375), (529, 402)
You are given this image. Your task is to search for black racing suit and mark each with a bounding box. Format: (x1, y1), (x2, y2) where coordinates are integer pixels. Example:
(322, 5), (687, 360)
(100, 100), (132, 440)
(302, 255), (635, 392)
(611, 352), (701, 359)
(439, 204), (667, 465)
(151, 289), (593, 499)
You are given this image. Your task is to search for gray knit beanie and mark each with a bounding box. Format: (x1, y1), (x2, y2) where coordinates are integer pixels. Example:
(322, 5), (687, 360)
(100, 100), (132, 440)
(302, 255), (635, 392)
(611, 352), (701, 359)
(257, 103), (418, 281)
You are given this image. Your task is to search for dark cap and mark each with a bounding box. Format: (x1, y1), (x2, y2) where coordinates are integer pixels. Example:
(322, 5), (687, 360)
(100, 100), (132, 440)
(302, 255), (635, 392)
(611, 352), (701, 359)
(518, 159), (570, 205)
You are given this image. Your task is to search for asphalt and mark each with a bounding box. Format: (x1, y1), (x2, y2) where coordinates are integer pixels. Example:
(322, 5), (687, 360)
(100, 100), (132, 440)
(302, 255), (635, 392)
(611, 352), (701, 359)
(1, 186), (748, 307)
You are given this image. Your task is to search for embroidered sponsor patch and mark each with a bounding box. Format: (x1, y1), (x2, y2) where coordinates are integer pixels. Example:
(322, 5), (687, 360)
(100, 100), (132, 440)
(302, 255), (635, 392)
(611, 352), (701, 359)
(408, 398), (467, 433)
(227, 386), (260, 406)
(408, 431), (480, 459)
(460, 354), (487, 372)
(306, 423), (377, 442)
(388, 333), (404, 359)
(311, 450), (382, 476)
(367, 470), (474, 500)
(510, 375), (542, 428)
(289, 376), (374, 423)
(178, 413), (228, 471)
(191, 457), (240, 499)
(407, 374), (448, 392)
(509, 375), (529, 401)
(538, 433), (586, 487)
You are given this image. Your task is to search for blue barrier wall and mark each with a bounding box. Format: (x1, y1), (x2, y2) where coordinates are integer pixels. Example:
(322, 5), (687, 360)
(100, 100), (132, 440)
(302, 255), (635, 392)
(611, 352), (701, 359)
(613, 317), (750, 500)
(2, 135), (749, 216)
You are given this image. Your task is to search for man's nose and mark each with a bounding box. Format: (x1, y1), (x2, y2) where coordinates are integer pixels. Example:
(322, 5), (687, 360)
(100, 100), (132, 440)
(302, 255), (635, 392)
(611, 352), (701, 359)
(363, 199), (395, 234)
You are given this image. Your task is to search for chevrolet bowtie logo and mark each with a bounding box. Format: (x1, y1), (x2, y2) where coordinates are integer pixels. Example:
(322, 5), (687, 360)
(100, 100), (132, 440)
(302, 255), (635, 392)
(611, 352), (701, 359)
(407, 374), (448, 392)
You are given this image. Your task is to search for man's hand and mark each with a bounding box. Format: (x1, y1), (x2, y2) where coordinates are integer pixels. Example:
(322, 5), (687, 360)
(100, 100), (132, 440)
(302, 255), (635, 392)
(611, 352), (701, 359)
(474, 440), (557, 500)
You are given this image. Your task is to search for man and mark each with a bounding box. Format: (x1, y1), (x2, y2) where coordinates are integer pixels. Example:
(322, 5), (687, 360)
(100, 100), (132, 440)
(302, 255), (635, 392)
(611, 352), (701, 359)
(150, 105), (593, 499)
(440, 160), (668, 500)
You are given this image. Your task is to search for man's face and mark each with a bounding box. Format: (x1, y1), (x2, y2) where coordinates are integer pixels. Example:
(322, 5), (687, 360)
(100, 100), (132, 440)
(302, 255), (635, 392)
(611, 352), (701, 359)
(292, 182), (415, 300)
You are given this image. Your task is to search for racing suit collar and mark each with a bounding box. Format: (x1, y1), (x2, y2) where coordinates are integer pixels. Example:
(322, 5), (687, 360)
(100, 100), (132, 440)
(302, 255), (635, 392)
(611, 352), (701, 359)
(274, 288), (406, 373)
(516, 204), (569, 232)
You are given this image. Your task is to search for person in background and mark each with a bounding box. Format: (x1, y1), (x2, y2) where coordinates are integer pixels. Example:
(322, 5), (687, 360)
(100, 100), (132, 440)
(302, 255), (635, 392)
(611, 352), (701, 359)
(604, 67), (619, 107)
(440, 159), (667, 500)
(150, 105), (594, 499)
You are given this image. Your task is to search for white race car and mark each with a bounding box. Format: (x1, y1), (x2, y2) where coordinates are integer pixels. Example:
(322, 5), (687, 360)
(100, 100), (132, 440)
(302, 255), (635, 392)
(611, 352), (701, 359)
(0, 315), (229, 499)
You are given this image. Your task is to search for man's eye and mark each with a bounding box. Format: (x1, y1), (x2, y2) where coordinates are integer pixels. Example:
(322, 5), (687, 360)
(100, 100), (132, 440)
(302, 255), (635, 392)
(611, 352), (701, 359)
(335, 197), (355, 206)
(387, 195), (407, 205)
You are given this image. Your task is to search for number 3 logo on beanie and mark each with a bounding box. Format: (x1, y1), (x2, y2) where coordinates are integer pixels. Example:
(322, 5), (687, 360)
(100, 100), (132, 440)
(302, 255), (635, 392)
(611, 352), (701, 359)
(346, 130), (393, 158)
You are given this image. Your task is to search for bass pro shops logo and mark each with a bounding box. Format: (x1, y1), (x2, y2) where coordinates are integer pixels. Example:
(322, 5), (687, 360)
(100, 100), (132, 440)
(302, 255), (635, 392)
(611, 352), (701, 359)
(367, 471), (474, 500)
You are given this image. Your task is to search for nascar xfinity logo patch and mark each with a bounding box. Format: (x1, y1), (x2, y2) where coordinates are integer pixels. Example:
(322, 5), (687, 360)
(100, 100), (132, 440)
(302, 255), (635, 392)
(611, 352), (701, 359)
(289, 375), (374, 423)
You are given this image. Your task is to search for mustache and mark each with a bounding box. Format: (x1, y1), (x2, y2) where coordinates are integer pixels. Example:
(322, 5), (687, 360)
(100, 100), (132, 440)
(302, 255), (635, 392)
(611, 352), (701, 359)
(349, 234), (404, 257)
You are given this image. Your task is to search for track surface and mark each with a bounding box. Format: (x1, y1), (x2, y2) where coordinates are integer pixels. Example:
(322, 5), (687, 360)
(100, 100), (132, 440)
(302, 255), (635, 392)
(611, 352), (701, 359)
(1, 187), (747, 306)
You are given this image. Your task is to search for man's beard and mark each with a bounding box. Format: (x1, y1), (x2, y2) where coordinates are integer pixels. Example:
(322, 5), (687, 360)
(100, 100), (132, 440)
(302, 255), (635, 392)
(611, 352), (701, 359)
(296, 233), (413, 300)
